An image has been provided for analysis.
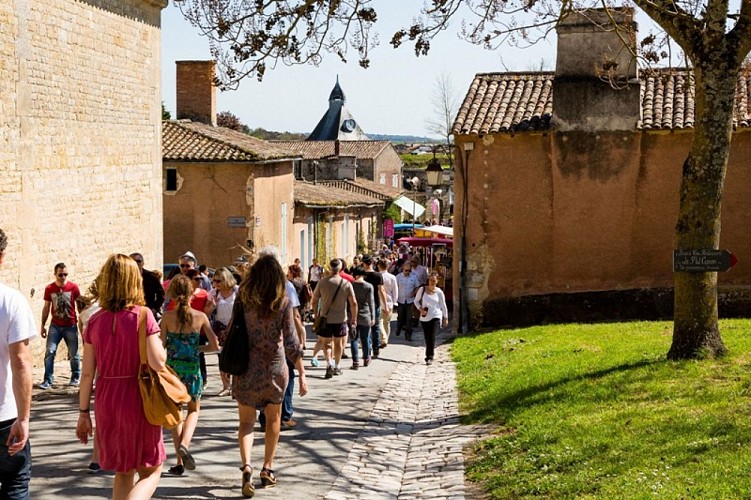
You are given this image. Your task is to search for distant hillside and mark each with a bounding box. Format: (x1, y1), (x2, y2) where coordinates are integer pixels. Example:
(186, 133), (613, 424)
(368, 134), (439, 143)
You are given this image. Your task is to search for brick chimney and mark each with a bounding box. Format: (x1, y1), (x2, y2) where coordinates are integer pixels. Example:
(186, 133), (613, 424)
(553, 8), (639, 131)
(176, 60), (217, 126)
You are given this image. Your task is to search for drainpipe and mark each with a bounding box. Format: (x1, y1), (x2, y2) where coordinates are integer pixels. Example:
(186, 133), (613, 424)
(456, 141), (472, 334)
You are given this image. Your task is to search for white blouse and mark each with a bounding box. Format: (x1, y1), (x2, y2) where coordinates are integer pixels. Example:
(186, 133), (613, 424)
(212, 287), (238, 325)
(414, 287), (448, 322)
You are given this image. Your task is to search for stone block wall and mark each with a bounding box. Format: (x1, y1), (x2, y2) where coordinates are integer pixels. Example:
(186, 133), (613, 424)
(2, 0), (166, 362)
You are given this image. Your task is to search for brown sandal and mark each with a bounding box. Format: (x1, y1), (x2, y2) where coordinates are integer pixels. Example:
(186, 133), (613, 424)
(240, 464), (254, 497)
(260, 467), (277, 487)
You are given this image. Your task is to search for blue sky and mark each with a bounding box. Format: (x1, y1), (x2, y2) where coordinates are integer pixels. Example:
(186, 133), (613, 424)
(160, 3), (556, 137)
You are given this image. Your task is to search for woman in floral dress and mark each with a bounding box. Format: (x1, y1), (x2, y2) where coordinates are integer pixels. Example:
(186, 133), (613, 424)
(160, 274), (219, 476)
(232, 254), (308, 497)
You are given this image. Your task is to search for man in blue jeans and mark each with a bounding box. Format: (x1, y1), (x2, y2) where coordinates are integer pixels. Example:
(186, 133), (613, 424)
(0, 228), (37, 498)
(38, 263), (80, 390)
(361, 255), (387, 358)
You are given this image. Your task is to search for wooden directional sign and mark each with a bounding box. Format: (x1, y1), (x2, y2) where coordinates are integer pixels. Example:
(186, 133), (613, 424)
(673, 249), (738, 272)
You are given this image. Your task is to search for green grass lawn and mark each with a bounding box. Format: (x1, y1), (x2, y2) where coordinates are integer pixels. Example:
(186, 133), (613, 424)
(452, 320), (751, 499)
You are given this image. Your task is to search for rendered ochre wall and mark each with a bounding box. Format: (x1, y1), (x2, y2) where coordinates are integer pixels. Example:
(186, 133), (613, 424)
(454, 130), (751, 323)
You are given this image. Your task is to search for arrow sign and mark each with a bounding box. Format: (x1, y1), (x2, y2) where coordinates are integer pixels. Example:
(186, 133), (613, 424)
(673, 249), (738, 272)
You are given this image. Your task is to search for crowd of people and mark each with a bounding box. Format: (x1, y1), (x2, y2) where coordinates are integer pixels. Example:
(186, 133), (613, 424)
(0, 226), (448, 499)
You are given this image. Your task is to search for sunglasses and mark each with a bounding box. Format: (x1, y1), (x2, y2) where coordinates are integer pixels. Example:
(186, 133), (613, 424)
(57, 273), (68, 278)
(212, 279), (221, 284)
(133, 259), (143, 264)
(179, 264), (191, 268)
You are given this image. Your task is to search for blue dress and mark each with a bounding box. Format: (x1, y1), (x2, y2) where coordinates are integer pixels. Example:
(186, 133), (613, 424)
(165, 331), (202, 401)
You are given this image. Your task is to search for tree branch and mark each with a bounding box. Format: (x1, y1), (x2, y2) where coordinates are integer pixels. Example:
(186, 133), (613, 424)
(633, 0), (702, 59)
(727, 0), (751, 62)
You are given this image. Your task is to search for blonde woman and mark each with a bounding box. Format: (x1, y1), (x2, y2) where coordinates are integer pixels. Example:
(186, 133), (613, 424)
(233, 255), (308, 497)
(161, 275), (219, 475)
(204, 267), (238, 396)
(76, 254), (167, 500)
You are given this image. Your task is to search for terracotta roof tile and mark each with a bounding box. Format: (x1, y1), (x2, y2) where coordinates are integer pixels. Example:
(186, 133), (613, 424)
(271, 140), (391, 160)
(453, 69), (751, 134)
(294, 181), (384, 207)
(453, 72), (554, 135)
(318, 178), (402, 201)
(163, 120), (299, 162)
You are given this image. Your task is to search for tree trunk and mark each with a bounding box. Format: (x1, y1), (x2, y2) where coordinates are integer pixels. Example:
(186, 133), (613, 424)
(668, 63), (738, 360)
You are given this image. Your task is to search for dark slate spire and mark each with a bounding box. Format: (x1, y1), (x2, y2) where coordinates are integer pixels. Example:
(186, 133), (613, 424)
(329, 75), (346, 103)
(307, 77), (369, 141)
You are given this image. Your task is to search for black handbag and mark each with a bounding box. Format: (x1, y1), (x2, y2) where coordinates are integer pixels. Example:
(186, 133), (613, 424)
(219, 300), (250, 375)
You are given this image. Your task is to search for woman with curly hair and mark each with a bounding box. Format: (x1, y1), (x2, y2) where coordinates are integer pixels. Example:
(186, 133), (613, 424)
(232, 254), (308, 497)
(76, 254), (167, 499)
(161, 274), (219, 476)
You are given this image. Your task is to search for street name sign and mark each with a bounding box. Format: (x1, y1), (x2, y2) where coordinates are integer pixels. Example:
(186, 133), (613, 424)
(673, 249), (737, 272)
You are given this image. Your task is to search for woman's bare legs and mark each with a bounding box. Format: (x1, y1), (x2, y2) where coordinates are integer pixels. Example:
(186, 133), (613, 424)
(237, 403), (257, 467)
(112, 464), (162, 500)
(263, 403), (282, 470)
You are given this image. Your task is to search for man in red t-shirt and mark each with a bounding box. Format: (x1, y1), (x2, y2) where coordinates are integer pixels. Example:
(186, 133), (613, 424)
(38, 262), (80, 390)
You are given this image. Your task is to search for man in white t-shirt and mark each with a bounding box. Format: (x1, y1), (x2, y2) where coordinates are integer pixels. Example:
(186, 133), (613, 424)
(0, 228), (37, 497)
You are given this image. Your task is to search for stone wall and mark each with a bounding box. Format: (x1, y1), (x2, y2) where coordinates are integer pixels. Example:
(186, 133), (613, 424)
(454, 129), (751, 326)
(2, 0), (166, 361)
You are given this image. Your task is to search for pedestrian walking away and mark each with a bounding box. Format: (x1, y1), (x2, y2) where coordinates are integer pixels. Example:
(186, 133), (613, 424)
(0, 228), (37, 499)
(161, 274), (219, 476)
(361, 255), (387, 357)
(77, 254), (168, 499)
(39, 262), (81, 390)
(349, 266), (375, 369)
(311, 259), (358, 378)
(413, 272), (449, 365)
(231, 254), (308, 497)
(258, 247), (307, 430)
(130, 253), (165, 321)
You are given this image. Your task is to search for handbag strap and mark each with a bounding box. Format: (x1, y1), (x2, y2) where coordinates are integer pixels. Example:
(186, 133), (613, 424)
(322, 279), (343, 317)
(136, 306), (148, 366)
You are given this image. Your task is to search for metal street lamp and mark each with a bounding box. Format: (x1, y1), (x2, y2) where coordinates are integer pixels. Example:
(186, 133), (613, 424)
(425, 156), (443, 187)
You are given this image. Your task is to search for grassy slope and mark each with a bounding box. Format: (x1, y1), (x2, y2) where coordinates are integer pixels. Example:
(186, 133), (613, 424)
(452, 320), (751, 499)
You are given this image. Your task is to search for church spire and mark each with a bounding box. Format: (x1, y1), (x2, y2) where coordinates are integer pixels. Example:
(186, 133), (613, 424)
(329, 75), (346, 103)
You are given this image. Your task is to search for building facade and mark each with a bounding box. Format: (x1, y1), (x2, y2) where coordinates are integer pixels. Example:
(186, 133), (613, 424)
(452, 9), (751, 327)
(163, 61), (299, 268)
(293, 182), (384, 273)
(2, 0), (167, 359)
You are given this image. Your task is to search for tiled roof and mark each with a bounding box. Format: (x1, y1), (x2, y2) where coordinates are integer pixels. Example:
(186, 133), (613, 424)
(452, 69), (751, 135)
(163, 120), (299, 162)
(294, 181), (385, 207)
(271, 140), (391, 160)
(453, 72), (554, 136)
(640, 69), (751, 129)
(319, 178), (403, 201)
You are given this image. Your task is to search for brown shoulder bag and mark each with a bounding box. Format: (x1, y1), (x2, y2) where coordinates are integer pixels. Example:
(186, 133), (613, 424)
(137, 307), (191, 429)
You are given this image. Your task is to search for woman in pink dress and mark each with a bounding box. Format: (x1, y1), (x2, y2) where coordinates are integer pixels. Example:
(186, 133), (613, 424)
(76, 254), (167, 499)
